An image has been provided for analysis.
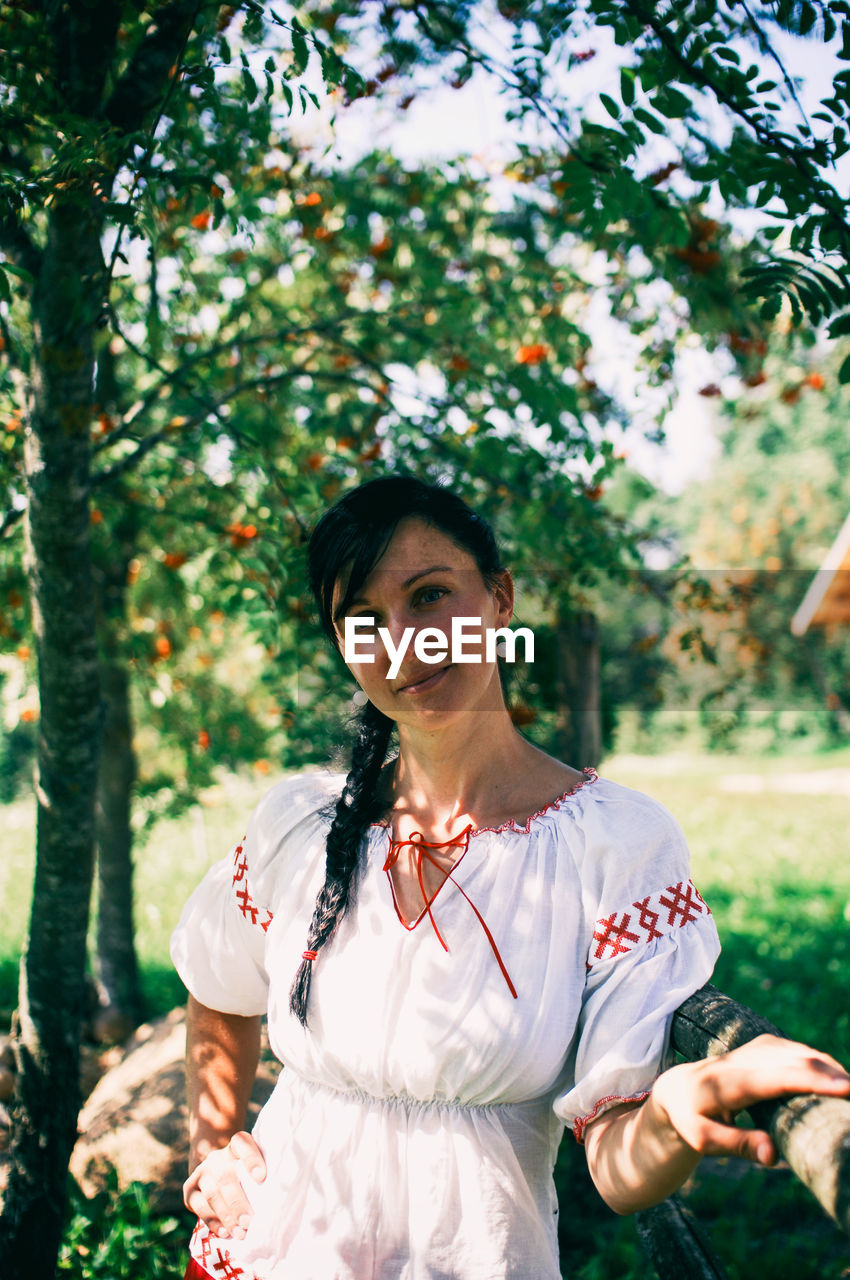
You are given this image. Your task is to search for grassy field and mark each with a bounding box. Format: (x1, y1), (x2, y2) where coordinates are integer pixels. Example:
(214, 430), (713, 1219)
(2, 749), (850, 1278)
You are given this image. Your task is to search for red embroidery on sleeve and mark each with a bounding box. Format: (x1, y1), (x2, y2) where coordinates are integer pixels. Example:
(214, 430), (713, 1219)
(191, 1222), (263, 1280)
(231, 838), (274, 933)
(588, 878), (710, 967)
(591, 912), (640, 960)
(572, 1090), (651, 1142)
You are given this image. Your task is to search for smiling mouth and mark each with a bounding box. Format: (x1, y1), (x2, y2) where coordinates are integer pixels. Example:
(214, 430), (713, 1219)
(398, 665), (452, 695)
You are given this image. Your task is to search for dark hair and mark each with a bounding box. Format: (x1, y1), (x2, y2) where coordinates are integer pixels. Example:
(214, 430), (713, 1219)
(289, 475), (505, 1024)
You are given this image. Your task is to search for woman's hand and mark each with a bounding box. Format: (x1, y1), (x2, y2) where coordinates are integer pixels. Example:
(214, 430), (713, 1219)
(585, 1033), (850, 1215)
(649, 1033), (850, 1166)
(183, 1131), (267, 1239)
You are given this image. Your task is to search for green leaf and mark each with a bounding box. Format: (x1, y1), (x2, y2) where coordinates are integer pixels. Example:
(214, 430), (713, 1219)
(620, 68), (635, 107)
(799, 2), (817, 35)
(828, 313), (850, 337)
(219, 37), (231, 65)
(839, 352), (850, 383)
(242, 69), (258, 104)
(840, 21), (850, 61)
(599, 93), (620, 119)
(0, 269), (10, 303)
(652, 86), (691, 118)
(291, 18), (310, 76)
(2, 261), (33, 283)
(104, 201), (137, 225)
(633, 106), (666, 135)
(319, 43), (345, 88)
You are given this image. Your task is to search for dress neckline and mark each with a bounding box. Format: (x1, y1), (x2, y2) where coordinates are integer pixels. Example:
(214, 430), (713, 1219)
(379, 825), (519, 999)
(370, 766), (599, 841)
(382, 826), (474, 932)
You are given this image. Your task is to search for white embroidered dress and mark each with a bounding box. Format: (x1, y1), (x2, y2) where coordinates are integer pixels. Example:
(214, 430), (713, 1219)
(171, 769), (720, 1280)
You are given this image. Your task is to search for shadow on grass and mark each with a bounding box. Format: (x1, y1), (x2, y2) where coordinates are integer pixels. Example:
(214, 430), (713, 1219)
(707, 882), (850, 1063)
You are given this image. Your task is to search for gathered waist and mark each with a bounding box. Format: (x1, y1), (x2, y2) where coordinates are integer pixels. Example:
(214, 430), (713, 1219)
(279, 1066), (554, 1120)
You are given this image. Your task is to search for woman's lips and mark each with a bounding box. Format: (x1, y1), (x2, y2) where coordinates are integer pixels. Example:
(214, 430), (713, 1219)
(398, 665), (451, 695)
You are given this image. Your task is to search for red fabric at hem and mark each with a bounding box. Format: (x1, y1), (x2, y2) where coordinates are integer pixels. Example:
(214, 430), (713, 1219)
(184, 1260), (213, 1280)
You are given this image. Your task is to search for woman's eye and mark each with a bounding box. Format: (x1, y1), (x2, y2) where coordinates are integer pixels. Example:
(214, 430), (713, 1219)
(417, 587), (447, 606)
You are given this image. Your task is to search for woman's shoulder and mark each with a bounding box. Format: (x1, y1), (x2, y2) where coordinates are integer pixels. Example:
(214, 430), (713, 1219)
(253, 768), (344, 825)
(533, 769), (694, 898)
(242, 769), (343, 871)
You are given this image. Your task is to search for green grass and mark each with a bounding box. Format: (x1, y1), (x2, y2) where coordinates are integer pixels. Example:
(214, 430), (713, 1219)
(557, 748), (850, 1279)
(3, 751), (850, 1277)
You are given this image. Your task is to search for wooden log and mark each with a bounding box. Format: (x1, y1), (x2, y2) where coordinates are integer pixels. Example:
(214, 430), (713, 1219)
(671, 983), (850, 1237)
(634, 1195), (730, 1279)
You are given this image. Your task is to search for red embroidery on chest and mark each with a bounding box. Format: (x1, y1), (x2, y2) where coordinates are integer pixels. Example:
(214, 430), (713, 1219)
(588, 878), (710, 966)
(231, 838), (274, 933)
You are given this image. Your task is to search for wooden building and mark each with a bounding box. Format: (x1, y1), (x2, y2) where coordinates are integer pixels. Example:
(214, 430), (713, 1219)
(791, 511), (850, 636)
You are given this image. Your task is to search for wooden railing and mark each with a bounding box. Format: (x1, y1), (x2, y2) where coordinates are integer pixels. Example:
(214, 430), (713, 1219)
(632, 985), (850, 1278)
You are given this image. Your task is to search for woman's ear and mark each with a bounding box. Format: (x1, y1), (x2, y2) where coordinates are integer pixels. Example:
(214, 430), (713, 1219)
(492, 570), (514, 625)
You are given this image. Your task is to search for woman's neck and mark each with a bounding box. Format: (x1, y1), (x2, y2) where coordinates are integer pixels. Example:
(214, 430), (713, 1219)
(385, 713), (555, 839)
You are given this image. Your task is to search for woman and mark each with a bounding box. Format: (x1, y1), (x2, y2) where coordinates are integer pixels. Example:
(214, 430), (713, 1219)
(172, 475), (850, 1280)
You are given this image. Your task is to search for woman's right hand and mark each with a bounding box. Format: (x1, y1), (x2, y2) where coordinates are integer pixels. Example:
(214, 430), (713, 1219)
(183, 1131), (267, 1239)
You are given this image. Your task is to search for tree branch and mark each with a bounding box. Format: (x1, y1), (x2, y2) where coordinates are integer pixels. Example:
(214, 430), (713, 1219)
(104, 0), (204, 133)
(625, 0), (850, 238)
(738, 0), (813, 141)
(43, 0), (123, 117)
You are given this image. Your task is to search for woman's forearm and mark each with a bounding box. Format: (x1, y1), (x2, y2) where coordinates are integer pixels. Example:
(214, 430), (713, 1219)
(186, 994), (262, 1172)
(583, 1090), (702, 1215)
(584, 1034), (850, 1215)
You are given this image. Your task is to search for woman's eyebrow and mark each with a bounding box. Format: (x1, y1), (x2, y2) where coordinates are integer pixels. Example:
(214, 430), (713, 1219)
(402, 564), (454, 587)
(333, 566), (455, 623)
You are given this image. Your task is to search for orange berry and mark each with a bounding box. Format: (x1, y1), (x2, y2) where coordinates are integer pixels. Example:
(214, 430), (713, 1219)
(515, 343), (548, 365)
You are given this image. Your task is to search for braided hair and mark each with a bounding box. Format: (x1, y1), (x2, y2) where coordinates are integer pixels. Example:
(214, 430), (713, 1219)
(289, 475), (505, 1025)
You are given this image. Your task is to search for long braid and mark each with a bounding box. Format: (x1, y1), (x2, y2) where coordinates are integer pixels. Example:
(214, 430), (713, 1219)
(289, 700), (393, 1025)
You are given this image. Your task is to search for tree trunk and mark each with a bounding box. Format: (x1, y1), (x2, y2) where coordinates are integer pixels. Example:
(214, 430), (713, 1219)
(0, 201), (103, 1277)
(92, 339), (143, 1037)
(94, 635), (142, 1037)
(553, 607), (602, 768)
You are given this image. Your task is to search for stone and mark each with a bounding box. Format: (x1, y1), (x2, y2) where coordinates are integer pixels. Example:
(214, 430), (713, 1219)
(69, 1007), (281, 1214)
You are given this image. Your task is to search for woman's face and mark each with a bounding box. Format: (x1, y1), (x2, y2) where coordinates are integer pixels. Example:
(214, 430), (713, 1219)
(331, 517), (514, 732)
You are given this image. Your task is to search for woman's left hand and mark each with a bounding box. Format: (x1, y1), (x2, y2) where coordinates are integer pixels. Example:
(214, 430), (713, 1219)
(649, 1032), (850, 1165)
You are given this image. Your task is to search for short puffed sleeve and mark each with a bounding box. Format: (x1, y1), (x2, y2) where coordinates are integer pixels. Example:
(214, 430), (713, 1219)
(170, 771), (339, 1015)
(553, 783), (721, 1141)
